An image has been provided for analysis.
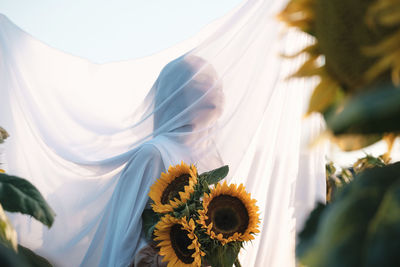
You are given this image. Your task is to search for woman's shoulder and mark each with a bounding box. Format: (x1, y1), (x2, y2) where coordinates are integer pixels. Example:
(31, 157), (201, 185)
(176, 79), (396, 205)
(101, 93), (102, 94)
(122, 142), (164, 175)
(134, 142), (163, 161)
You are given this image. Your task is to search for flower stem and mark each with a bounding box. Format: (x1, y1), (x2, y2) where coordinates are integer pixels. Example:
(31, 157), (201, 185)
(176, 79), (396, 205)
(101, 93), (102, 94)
(234, 258), (242, 267)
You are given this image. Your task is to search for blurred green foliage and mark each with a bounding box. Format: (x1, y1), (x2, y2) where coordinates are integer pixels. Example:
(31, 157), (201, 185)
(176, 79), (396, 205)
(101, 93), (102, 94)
(326, 154), (388, 202)
(0, 127), (53, 266)
(280, 0), (400, 264)
(300, 163), (400, 267)
(0, 173), (55, 228)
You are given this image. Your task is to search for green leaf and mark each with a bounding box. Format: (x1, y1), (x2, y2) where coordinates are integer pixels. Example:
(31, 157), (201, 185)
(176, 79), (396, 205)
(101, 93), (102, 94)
(326, 83), (400, 135)
(142, 208), (159, 241)
(297, 163), (400, 267)
(188, 202), (196, 212)
(364, 180), (400, 267)
(0, 174), (55, 227)
(181, 204), (190, 218)
(199, 179), (210, 195)
(199, 165), (229, 185)
(18, 245), (53, 267)
(0, 243), (29, 267)
(170, 203), (193, 219)
(296, 203), (326, 258)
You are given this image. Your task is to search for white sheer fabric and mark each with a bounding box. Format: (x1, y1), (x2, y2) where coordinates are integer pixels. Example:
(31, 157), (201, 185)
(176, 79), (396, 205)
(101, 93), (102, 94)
(0, 0), (327, 266)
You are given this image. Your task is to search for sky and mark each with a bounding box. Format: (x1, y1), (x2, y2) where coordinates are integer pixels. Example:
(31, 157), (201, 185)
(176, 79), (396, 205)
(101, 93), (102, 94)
(0, 0), (243, 63)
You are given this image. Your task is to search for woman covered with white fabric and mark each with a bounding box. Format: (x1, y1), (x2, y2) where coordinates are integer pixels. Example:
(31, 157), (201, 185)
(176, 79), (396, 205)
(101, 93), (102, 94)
(0, 0), (326, 266)
(80, 55), (224, 266)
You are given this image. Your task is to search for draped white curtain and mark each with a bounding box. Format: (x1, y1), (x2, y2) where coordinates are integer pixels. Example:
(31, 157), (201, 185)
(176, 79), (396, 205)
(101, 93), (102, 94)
(0, 0), (326, 266)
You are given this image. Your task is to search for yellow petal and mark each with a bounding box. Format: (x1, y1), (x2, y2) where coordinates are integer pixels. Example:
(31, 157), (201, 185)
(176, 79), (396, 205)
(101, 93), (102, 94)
(306, 75), (341, 115)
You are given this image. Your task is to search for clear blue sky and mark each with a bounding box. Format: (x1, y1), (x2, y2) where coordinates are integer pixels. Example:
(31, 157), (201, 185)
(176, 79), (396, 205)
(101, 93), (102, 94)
(0, 0), (243, 63)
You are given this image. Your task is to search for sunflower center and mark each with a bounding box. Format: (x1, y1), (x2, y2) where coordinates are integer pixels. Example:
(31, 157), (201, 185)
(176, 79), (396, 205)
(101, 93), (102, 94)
(161, 174), (190, 204)
(170, 224), (195, 264)
(207, 195), (249, 237)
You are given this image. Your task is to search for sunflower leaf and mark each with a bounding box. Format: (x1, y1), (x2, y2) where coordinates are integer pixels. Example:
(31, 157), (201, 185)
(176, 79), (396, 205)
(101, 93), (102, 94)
(182, 204), (190, 218)
(18, 245), (53, 267)
(142, 208), (159, 241)
(0, 243), (30, 267)
(297, 202), (326, 258)
(297, 163), (400, 266)
(326, 82), (400, 135)
(193, 188), (203, 203)
(199, 165), (229, 186)
(188, 203), (196, 213)
(0, 173), (55, 227)
(199, 179), (210, 194)
(364, 180), (400, 266)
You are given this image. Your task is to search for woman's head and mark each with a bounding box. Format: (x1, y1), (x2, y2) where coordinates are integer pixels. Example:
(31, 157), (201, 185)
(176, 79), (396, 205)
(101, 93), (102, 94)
(153, 55), (224, 133)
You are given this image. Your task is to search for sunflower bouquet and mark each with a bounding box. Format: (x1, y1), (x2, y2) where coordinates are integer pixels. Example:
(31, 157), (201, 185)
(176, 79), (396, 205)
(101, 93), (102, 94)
(142, 162), (260, 267)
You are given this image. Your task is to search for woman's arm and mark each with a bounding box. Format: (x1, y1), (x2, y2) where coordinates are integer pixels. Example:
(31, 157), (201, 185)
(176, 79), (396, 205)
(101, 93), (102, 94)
(98, 144), (165, 267)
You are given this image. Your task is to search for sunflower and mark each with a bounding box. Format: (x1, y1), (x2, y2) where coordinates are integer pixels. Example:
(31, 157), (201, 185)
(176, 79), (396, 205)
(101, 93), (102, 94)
(149, 162), (198, 213)
(279, 0), (400, 103)
(364, 0), (400, 85)
(278, 0), (400, 151)
(197, 181), (260, 245)
(154, 215), (204, 267)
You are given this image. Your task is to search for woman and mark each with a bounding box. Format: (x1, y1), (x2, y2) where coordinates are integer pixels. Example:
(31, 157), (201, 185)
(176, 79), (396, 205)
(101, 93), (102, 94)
(80, 55), (224, 266)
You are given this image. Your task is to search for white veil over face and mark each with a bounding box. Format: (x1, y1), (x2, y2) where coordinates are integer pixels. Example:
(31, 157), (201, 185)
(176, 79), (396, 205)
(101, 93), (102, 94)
(149, 54), (225, 172)
(153, 55), (223, 132)
(0, 0), (327, 266)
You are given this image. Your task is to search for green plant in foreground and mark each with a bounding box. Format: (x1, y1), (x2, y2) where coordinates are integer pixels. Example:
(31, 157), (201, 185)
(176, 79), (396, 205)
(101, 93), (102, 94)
(279, 2), (400, 263)
(0, 174), (55, 267)
(326, 154), (388, 202)
(0, 128), (55, 266)
(299, 163), (400, 267)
